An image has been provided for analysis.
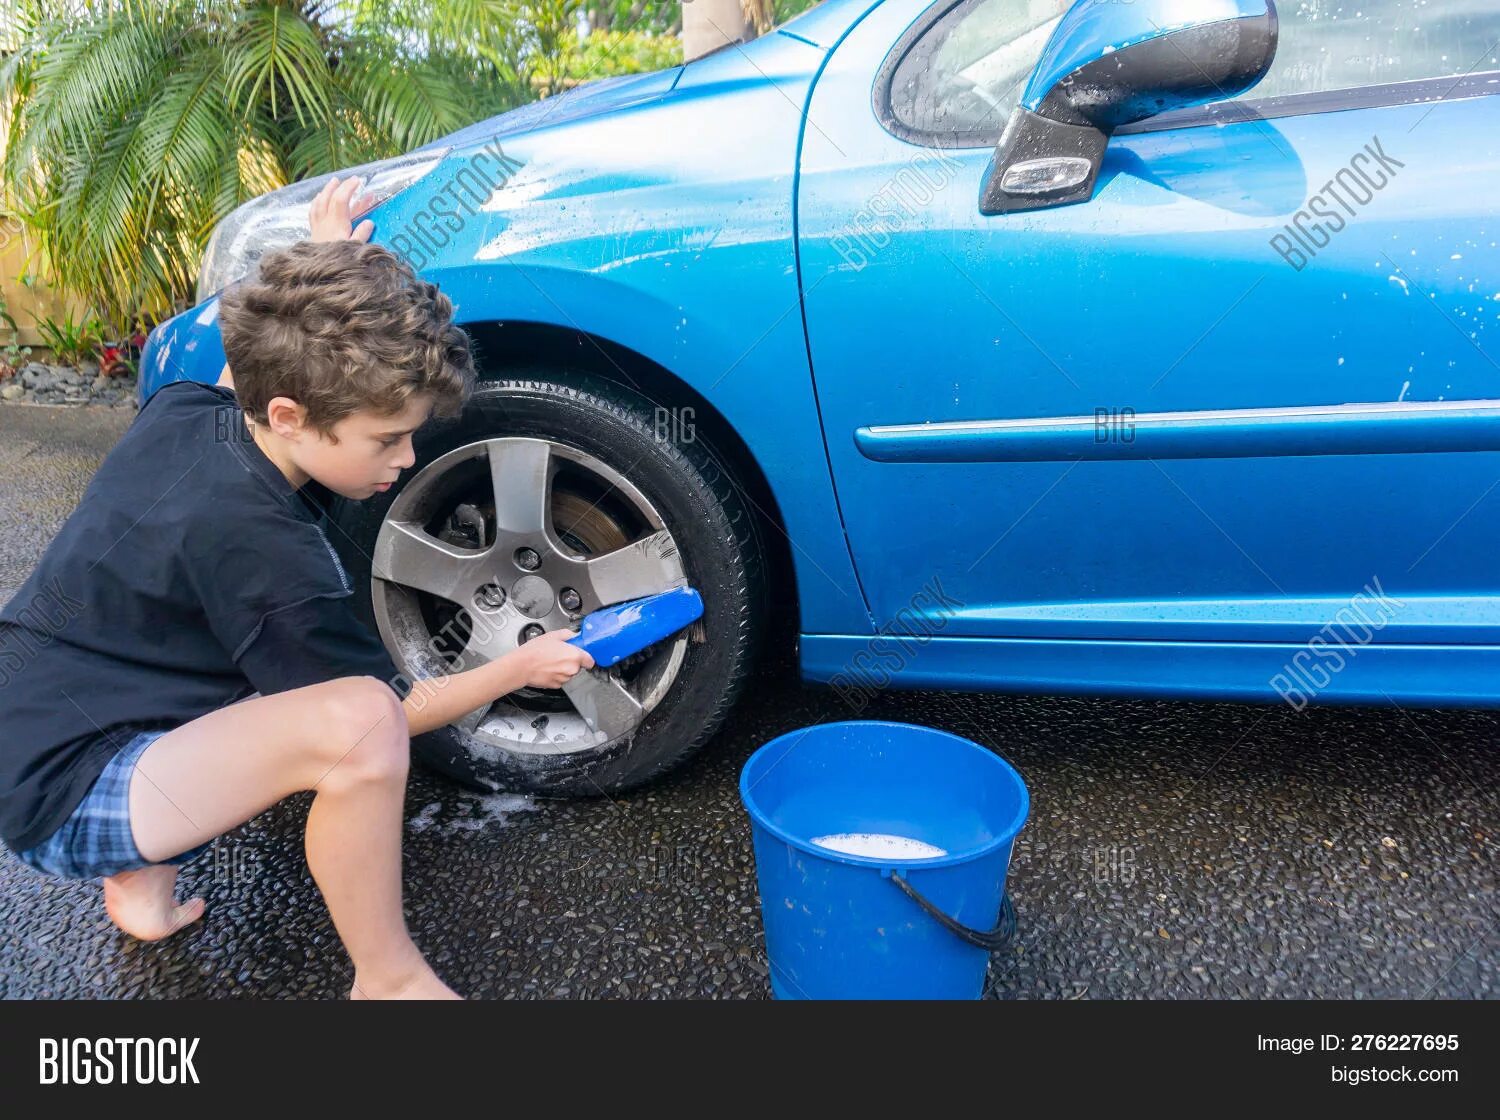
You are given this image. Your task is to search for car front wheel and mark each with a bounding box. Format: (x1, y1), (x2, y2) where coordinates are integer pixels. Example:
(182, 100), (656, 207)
(330, 373), (765, 796)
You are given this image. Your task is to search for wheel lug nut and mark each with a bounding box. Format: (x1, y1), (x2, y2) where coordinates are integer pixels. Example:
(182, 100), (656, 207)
(559, 587), (582, 613)
(519, 623), (545, 643)
(514, 547), (541, 571)
(474, 583), (506, 611)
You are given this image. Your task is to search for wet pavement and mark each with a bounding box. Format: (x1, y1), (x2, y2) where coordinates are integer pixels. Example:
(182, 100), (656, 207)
(0, 402), (1495, 999)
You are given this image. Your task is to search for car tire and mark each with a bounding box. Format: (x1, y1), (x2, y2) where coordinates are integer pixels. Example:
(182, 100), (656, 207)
(329, 371), (766, 796)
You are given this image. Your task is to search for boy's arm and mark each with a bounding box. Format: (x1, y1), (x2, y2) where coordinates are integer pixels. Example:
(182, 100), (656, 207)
(195, 529), (594, 738)
(400, 630), (592, 738)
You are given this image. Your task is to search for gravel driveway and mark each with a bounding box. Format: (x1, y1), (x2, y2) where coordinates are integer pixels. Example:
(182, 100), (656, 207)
(1, 401), (1493, 999)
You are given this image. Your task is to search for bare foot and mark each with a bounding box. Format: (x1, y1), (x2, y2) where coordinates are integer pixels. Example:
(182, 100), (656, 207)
(102, 863), (206, 941)
(350, 961), (463, 1000)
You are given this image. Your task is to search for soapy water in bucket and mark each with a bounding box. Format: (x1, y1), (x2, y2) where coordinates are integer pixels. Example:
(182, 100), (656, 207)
(809, 832), (948, 859)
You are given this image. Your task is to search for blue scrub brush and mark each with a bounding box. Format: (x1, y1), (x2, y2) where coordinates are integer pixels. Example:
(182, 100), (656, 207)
(566, 587), (703, 666)
(562, 587), (704, 737)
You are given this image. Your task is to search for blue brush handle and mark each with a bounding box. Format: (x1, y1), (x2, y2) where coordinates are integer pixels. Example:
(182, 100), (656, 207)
(566, 587), (703, 667)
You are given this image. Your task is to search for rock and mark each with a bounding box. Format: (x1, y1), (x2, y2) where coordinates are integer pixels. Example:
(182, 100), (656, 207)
(1, 383), (23, 400)
(92, 375), (111, 392)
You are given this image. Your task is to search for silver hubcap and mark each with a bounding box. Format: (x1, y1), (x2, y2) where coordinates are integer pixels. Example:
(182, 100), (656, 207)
(370, 437), (688, 756)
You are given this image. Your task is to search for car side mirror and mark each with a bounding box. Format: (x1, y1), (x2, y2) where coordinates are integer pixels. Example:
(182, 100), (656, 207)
(980, 0), (1279, 215)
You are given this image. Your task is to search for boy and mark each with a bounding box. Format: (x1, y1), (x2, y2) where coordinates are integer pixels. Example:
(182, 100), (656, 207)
(0, 177), (592, 999)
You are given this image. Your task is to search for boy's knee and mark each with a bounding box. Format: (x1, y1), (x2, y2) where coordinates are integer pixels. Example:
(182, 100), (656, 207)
(316, 676), (409, 785)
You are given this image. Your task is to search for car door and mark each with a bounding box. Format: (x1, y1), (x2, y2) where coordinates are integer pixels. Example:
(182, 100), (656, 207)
(797, 0), (1500, 653)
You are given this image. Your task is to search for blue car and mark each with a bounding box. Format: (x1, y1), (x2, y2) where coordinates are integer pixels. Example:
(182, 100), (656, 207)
(140, 0), (1500, 794)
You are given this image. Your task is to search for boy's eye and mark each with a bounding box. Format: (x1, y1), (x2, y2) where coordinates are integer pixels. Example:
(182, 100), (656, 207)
(378, 436), (401, 448)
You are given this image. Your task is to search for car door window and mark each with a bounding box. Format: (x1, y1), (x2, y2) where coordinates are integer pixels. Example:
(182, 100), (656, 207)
(1252, 0), (1500, 98)
(882, 0), (1500, 147)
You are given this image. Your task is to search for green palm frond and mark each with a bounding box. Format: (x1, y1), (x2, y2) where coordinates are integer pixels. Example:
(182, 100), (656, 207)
(9, 14), (168, 172)
(338, 41), (503, 153)
(350, 0), (524, 48)
(284, 106), (374, 181)
(216, 107), (292, 220)
(0, 0), (674, 331)
(140, 55), (232, 191)
(224, 1), (336, 126)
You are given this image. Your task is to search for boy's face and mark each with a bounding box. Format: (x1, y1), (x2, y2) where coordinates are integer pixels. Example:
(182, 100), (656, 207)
(295, 392), (434, 500)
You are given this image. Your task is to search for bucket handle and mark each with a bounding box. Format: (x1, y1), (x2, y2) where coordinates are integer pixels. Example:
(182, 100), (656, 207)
(889, 873), (1017, 952)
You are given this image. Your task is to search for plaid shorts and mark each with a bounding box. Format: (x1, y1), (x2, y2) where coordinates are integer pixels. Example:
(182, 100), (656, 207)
(12, 728), (213, 881)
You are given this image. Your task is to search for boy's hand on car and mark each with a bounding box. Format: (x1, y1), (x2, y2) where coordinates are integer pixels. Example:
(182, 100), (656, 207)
(515, 628), (595, 689)
(309, 176), (375, 243)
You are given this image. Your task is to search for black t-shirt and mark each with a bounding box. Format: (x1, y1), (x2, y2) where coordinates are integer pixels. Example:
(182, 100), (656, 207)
(0, 380), (411, 852)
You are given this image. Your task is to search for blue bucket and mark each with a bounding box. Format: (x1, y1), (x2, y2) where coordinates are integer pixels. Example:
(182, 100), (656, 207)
(740, 720), (1029, 1000)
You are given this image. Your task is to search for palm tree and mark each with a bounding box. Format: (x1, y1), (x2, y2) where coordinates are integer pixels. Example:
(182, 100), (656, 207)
(0, 0), (533, 333)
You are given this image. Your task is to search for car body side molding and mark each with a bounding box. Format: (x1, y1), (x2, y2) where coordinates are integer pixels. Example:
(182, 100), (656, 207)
(854, 399), (1500, 462)
(801, 633), (1500, 707)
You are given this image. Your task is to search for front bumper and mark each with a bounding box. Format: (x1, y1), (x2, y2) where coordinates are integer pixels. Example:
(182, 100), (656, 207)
(136, 296), (227, 407)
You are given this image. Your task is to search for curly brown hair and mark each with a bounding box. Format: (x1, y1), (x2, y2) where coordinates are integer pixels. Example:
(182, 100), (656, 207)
(217, 240), (475, 438)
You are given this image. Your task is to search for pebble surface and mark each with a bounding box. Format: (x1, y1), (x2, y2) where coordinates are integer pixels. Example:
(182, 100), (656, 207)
(0, 405), (1493, 999)
(0, 361), (138, 408)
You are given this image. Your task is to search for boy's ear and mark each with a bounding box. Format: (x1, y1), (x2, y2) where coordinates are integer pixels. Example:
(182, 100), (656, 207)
(264, 395), (309, 438)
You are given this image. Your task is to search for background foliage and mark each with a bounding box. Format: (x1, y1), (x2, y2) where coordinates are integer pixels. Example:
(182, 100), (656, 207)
(0, 0), (818, 337)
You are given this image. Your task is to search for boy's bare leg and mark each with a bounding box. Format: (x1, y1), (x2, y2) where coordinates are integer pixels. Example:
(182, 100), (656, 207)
(113, 675), (459, 999)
